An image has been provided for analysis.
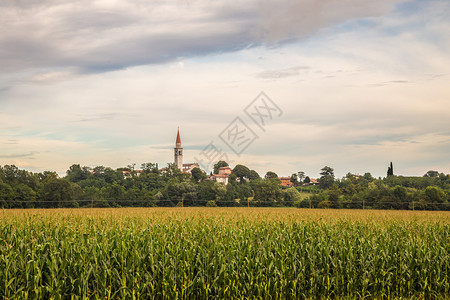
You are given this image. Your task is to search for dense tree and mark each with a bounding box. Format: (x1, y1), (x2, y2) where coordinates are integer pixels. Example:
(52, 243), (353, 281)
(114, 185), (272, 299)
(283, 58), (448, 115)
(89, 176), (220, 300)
(253, 178), (282, 206)
(283, 187), (301, 206)
(387, 162), (394, 176)
(191, 167), (206, 183)
(166, 181), (197, 206)
(41, 178), (77, 208)
(265, 171), (278, 180)
(2, 165), (20, 184)
(297, 171), (305, 182)
(236, 184), (253, 205)
(326, 185), (341, 208)
(319, 166), (335, 189)
(0, 164), (448, 210)
(290, 173), (299, 185)
(197, 181), (215, 204)
(212, 182), (227, 202)
(163, 163), (179, 178)
(14, 183), (37, 208)
(0, 182), (14, 207)
(66, 164), (90, 182)
(141, 162), (159, 174)
(248, 170), (261, 181)
(424, 170), (439, 178)
(423, 186), (446, 209)
(104, 182), (126, 203)
(363, 172), (374, 181)
(391, 185), (409, 210)
(233, 165), (250, 184)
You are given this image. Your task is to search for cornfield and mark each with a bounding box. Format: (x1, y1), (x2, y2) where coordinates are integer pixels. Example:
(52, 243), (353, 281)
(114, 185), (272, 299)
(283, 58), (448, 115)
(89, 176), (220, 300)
(0, 208), (448, 299)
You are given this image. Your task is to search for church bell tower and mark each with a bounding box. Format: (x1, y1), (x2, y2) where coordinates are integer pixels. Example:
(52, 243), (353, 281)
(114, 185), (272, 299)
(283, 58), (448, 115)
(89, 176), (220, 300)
(174, 128), (183, 170)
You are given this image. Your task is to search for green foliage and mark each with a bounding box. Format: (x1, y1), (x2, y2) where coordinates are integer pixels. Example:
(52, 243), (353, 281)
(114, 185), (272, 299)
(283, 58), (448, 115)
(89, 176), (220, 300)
(297, 171), (305, 182)
(264, 171), (278, 179)
(283, 187), (301, 206)
(422, 186), (447, 209)
(318, 199), (332, 208)
(212, 182), (227, 201)
(41, 178), (77, 207)
(232, 164), (250, 183)
(387, 161), (394, 176)
(306, 193), (328, 208)
(0, 164), (449, 210)
(141, 162), (159, 173)
(424, 170), (439, 177)
(326, 185), (341, 208)
(0, 182), (14, 207)
(66, 164), (90, 182)
(248, 170), (261, 181)
(206, 200), (217, 207)
(290, 173), (298, 185)
(191, 167), (206, 183)
(253, 179), (282, 206)
(319, 166), (335, 189)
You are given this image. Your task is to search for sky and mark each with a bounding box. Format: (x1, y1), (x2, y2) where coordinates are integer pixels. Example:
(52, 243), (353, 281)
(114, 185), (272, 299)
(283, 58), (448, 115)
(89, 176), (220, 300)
(0, 0), (449, 179)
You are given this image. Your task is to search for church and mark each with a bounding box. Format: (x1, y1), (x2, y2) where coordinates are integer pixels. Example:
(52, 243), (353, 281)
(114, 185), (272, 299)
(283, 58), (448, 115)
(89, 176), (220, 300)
(175, 128), (232, 184)
(174, 128), (200, 174)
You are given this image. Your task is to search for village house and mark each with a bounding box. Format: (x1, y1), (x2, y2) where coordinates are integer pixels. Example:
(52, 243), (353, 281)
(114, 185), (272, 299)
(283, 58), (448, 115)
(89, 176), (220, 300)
(122, 169), (143, 179)
(182, 163), (200, 174)
(279, 176), (294, 187)
(213, 166), (232, 185)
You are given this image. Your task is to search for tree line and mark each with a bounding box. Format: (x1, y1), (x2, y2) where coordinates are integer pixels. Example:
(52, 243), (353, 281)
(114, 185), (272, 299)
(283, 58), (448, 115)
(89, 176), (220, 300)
(0, 162), (449, 210)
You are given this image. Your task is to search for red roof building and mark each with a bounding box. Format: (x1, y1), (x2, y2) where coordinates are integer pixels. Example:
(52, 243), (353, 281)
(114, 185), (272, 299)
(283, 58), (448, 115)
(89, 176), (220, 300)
(218, 167), (232, 175)
(279, 176), (294, 187)
(213, 167), (232, 185)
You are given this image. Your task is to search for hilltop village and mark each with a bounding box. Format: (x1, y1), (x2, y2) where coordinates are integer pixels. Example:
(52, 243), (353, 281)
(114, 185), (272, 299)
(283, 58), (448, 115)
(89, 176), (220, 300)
(122, 129), (318, 187)
(0, 129), (448, 209)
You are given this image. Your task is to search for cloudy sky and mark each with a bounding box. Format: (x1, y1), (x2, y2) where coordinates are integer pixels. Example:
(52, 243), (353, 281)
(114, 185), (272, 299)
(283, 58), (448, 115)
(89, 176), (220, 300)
(1, 0), (449, 178)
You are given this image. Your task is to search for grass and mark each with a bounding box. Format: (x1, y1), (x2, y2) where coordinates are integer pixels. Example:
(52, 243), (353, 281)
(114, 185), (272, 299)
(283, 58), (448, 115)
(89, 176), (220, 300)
(0, 208), (448, 299)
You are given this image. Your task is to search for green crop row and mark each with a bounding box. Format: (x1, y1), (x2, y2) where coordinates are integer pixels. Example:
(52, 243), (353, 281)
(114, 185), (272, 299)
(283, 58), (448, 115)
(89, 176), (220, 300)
(0, 210), (448, 299)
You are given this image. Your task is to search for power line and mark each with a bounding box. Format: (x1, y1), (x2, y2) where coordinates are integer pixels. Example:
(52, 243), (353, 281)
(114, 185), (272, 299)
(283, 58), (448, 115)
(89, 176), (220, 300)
(0, 199), (449, 207)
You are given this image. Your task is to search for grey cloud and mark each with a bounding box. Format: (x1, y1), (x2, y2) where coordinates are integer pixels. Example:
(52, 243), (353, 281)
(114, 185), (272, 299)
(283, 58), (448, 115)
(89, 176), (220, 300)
(0, 0), (402, 75)
(257, 0), (401, 42)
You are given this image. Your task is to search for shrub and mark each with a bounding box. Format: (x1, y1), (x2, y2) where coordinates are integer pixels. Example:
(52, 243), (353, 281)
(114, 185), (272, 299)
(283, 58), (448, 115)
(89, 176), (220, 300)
(206, 200), (217, 207)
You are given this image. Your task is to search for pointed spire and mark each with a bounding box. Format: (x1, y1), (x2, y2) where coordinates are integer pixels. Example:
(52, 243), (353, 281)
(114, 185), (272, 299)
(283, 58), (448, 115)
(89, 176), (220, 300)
(176, 127), (181, 145)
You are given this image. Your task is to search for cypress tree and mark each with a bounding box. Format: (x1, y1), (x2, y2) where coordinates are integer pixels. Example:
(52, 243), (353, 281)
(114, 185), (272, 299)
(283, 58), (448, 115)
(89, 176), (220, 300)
(387, 162), (394, 176)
